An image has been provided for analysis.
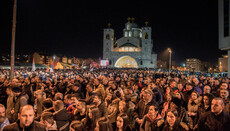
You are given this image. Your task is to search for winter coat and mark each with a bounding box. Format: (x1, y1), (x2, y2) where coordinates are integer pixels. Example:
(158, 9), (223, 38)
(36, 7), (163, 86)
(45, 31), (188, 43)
(5, 95), (14, 123)
(223, 100), (230, 115)
(108, 98), (120, 123)
(11, 93), (29, 122)
(3, 120), (46, 131)
(98, 102), (108, 117)
(140, 113), (164, 131)
(162, 122), (187, 131)
(197, 111), (230, 131)
(133, 99), (156, 119)
(53, 108), (71, 131)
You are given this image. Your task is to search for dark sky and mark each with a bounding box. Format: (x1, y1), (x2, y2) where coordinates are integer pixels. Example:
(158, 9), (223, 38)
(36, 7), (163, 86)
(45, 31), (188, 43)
(0, 0), (226, 65)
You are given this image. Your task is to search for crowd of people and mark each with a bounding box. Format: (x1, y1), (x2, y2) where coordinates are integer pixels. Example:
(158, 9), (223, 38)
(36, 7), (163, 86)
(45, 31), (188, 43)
(0, 68), (229, 131)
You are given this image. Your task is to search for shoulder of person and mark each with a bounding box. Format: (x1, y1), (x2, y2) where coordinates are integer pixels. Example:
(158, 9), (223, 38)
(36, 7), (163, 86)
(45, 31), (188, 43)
(34, 121), (46, 129)
(2, 122), (19, 130)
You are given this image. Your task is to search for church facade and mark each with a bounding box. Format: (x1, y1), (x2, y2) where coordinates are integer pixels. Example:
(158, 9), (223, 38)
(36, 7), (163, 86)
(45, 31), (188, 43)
(103, 18), (157, 68)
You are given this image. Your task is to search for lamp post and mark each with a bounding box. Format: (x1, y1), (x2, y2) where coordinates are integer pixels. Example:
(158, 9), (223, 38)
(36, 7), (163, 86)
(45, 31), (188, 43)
(168, 48), (172, 74)
(10, 0), (17, 80)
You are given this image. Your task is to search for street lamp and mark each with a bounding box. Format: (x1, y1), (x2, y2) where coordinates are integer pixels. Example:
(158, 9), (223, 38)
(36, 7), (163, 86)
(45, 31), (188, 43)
(168, 48), (172, 74)
(10, 0), (17, 80)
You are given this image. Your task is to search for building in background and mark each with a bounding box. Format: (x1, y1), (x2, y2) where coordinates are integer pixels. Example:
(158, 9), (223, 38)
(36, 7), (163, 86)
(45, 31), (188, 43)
(103, 18), (157, 68)
(33, 52), (51, 65)
(219, 0), (230, 77)
(186, 58), (202, 72)
(219, 55), (228, 72)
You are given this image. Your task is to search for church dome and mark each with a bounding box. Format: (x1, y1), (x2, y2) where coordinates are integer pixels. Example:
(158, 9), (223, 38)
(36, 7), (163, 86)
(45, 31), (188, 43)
(125, 22), (139, 30)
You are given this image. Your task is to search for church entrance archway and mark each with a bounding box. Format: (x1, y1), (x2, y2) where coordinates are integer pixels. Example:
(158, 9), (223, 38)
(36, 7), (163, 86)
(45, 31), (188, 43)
(114, 56), (138, 68)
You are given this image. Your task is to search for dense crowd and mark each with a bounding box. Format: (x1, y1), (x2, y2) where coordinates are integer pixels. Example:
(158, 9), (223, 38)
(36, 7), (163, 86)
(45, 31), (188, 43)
(0, 69), (229, 131)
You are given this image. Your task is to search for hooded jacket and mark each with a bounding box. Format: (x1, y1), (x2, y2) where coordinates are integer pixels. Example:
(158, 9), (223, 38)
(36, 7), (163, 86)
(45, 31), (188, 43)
(53, 108), (71, 131)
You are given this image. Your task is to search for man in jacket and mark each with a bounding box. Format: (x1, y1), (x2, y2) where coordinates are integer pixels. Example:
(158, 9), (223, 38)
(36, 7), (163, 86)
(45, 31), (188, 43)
(3, 105), (46, 131)
(198, 97), (230, 131)
(53, 100), (71, 131)
(10, 86), (29, 122)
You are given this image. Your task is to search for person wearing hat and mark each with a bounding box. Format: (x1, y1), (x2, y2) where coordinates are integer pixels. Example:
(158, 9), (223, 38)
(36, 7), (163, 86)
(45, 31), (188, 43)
(133, 88), (156, 130)
(10, 85), (29, 122)
(169, 97), (189, 130)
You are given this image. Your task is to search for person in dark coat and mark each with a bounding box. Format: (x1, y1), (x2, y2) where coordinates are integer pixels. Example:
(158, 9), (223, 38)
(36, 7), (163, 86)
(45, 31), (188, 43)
(53, 100), (71, 131)
(197, 97), (230, 131)
(93, 93), (108, 117)
(10, 86), (29, 122)
(169, 97), (189, 129)
(133, 89), (156, 131)
(3, 105), (46, 131)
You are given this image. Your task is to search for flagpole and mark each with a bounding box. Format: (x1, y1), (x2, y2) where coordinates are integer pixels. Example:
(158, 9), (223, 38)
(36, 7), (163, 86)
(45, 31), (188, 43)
(10, 0), (17, 80)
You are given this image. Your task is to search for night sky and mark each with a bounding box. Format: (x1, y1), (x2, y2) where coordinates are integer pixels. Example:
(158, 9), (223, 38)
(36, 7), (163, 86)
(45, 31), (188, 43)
(0, 0), (226, 65)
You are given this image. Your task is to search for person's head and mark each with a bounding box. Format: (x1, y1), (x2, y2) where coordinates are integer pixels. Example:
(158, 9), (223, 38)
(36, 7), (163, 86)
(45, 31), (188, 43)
(190, 91), (199, 100)
(148, 105), (159, 117)
(170, 81), (177, 88)
(106, 92), (113, 101)
(118, 100), (127, 113)
(72, 83), (80, 91)
(214, 79), (220, 86)
(177, 83), (183, 91)
(86, 83), (93, 93)
(71, 94), (80, 106)
(142, 89), (153, 102)
(53, 100), (65, 111)
(64, 94), (72, 106)
(220, 82), (228, 90)
(93, 93), (102, 105)
(18, 105), (35, 128)
(95, 117), (112, 131)
(34, 90), (45, 99)
(76, 101), (86, 111)
(165, 86), (171, 94)
(69, 120), (84, 131)
(54, 92), (63, 101)
(203, 85), (211, 94)
(185, 83), (193, 91)
(166, 109), (178, 127)
(94, 79), (100, 86)
(108, 81), (117, 89)
(203, 93), (214, 106)
(220, 89), (229, 100)
(0, 104), (6, 124)
(6, 86), (14, 96)
(132, 83), (139, 91)
(116, 113), (129, 130)
(12, 86), (22, 96)
(170, 97), (181, 109)
(42, 98), (53, 109)
(174, 91), (183, 99)
(166, 93), (173, 102)
(40, 112), (54, 128)
(211, 97), (225, 115)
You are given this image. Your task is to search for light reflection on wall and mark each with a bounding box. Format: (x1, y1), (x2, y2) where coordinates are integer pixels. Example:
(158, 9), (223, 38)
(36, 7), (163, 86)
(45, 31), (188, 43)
(118, 47), (141, 52)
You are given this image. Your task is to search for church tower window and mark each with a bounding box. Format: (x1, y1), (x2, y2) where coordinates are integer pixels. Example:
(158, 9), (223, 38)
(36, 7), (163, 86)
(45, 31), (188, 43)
(144, 33), (148, 39)
(129, 31), (132, 37)
(106, 34), (110, 40)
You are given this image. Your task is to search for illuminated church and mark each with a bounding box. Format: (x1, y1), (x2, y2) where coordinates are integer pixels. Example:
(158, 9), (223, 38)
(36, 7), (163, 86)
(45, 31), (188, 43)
(103, 18), (157, 68)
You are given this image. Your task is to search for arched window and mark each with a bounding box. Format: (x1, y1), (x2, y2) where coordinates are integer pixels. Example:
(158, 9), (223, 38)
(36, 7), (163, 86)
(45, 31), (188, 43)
(106, 34), (110, 40)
